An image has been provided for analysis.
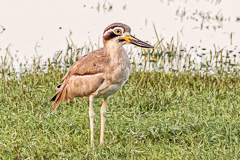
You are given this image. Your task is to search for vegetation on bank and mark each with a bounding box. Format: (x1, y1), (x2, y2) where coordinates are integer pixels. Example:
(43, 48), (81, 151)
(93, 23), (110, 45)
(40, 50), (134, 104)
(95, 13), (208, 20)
(0, 38), (239, 159)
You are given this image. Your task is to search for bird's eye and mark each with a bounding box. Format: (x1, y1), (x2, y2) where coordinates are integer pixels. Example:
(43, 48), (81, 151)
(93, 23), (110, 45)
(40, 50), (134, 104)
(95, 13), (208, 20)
(114, 29), (122, 35)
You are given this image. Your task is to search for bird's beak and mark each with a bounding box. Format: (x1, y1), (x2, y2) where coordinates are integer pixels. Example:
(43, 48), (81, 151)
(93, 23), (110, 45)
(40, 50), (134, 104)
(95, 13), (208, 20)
(120, 35), (154, 48)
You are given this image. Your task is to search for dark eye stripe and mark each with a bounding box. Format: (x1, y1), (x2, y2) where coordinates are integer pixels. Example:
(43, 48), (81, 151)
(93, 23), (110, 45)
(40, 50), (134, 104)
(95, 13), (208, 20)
(103, 31), (118, 40)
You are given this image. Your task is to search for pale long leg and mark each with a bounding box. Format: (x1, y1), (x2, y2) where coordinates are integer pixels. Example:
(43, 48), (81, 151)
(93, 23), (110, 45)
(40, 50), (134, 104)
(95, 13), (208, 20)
(89, 95), (95, 146)
(100, 98), (108, 144)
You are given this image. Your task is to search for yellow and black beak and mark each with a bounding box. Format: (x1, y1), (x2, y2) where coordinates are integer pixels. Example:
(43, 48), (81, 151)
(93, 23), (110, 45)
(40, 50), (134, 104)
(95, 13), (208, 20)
(120, 35), (154, 48)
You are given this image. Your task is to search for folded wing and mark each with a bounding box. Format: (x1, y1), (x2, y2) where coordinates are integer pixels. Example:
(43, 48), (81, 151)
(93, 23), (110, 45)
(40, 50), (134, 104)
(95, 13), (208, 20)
(52, 48), (110, 111)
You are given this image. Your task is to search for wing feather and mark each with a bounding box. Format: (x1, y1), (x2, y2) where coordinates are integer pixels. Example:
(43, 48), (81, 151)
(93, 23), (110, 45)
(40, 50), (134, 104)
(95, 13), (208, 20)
(62, 48), (110, 80)
(52, 48), (110, 111)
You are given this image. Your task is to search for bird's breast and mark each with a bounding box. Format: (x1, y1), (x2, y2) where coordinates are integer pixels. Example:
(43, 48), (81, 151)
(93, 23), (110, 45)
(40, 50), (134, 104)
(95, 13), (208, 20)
(93, 46), (131, 98)
(96, 65), (131, 98)
(106, 56), (131, 85)
(95, 53), (131, 98)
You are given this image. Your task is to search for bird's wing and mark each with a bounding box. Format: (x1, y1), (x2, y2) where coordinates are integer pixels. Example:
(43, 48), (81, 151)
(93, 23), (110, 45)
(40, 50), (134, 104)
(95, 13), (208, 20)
(62, 48), (110, 80)
(51, 48), (110, 111)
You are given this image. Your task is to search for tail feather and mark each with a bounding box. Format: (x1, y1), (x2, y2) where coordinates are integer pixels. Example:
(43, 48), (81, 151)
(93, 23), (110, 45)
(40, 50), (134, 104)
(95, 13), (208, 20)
(51, 94), (57, 101)
(52, 95), (61, 111)
(51, 83), (67, 112)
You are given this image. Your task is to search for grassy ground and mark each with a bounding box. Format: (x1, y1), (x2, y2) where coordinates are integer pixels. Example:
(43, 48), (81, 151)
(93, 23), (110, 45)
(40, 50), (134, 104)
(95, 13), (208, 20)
(0, 61), (240, 159)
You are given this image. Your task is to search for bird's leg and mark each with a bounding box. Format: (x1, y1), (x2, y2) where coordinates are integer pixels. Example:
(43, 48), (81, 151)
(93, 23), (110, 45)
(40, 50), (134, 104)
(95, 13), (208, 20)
(89, 95), (95, 146)
(100, 98), (108, 144)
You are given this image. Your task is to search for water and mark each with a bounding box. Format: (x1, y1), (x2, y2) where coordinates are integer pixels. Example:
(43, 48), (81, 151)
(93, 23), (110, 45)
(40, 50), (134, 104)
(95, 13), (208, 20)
(0, 0), (239, 71)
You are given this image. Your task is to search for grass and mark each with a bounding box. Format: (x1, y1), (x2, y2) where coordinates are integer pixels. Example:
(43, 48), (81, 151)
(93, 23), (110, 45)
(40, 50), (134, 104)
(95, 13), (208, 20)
(0, 37), (240, 159)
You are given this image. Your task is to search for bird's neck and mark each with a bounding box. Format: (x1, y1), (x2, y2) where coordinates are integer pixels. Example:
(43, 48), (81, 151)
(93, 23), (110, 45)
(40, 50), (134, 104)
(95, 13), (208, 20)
(104, 41), (125, 60)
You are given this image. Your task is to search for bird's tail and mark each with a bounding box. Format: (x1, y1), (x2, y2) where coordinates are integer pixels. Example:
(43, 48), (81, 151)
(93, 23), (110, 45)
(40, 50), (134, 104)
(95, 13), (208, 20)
(51, 83), (69, 111)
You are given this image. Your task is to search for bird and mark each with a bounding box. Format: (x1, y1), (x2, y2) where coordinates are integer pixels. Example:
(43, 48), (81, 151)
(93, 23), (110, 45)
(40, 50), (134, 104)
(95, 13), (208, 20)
(51, 23), (154, 146)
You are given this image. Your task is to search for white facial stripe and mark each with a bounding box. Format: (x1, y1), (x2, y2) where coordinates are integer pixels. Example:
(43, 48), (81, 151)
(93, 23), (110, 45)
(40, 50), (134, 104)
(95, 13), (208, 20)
(103, 28), (114, 36)
(119, 32), (130, 38)
(103, 27), (124, 36)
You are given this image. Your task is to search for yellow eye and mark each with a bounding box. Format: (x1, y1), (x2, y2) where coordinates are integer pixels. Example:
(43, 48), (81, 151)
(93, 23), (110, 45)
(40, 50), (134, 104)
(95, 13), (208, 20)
(114, 29), (122, 35)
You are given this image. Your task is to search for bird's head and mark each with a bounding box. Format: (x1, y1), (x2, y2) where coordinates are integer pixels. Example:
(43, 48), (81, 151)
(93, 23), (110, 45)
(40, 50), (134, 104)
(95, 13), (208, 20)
(103, 23), (154, 49)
